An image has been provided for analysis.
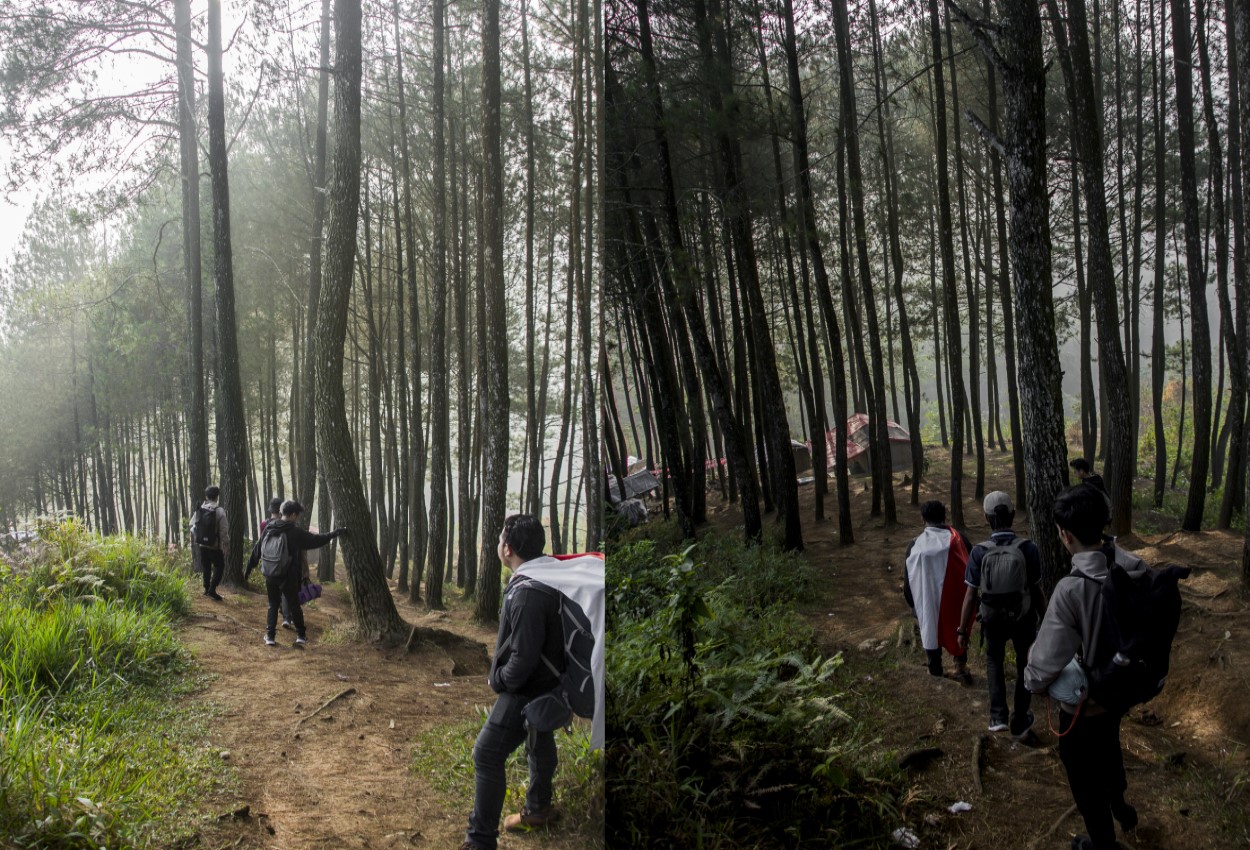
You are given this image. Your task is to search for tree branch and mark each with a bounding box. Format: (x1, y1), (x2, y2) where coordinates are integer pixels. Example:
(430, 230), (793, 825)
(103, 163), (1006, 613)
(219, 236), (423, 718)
(965, 109), (1007, 159)
(945, 0), (1010, 76)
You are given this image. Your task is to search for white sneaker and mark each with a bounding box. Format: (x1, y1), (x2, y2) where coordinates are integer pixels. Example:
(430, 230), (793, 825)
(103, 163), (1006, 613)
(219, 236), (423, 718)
(264, 635), (277, 647)
(988, 722), (1009, 733)
(294, 636), (307, 648)
(281, 620), (294, 630)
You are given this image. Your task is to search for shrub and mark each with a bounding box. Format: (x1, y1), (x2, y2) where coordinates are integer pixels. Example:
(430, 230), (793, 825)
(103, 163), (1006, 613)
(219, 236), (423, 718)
(608, 534), (899, 848)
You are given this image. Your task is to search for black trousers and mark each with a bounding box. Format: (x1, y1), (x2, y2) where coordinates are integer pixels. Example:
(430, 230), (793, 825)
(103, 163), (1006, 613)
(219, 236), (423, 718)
(983, 618), (1035, 733)
(1058, 708), (1128, 849)
(265, 571), (306, 639)
(201, 548), (225, 592)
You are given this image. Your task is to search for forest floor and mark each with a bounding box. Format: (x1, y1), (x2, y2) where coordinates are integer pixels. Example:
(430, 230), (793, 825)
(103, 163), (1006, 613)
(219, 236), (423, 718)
(705, 448), (1250, 850)
(174, 574), (597, 850)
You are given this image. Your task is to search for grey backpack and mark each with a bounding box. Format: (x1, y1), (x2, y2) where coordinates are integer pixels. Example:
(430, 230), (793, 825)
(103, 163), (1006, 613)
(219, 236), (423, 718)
(259, 529), (292, 580)
(978, 537), (1031, 624)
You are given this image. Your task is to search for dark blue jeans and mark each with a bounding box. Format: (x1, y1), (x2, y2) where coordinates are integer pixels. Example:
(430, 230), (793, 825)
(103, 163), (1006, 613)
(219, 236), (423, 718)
(466, 692), (558, 850)
(983, 617), (1035, 733)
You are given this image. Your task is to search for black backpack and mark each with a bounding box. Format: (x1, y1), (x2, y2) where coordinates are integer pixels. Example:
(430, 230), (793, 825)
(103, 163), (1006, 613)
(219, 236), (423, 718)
(1081, 562), (1190, 715)
(977, 537), (1031, 625)
(501, 578), (597, 731)
(259, 527), (293, 581)
(193, 506), (219, 548)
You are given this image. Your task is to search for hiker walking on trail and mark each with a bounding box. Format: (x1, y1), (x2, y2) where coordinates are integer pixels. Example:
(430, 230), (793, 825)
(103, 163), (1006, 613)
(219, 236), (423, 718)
(462, 513), (594, 850)
(1024, 486), (1153, 850)
(190, 485), (230, 601)
(253, 500), (345, 649)
(247, 496), (306, 630)
(903, 501), (973, 683)
(957, 492), (1044, 742)
(1070, 457), (1109, 497)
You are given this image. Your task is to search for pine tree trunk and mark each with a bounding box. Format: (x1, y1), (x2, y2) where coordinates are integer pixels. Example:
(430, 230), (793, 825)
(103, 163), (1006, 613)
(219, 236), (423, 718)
(632, 0), (764, 543)
(779, 0), (852, 542)
(299, 0), (332, 522)
(964, 0), (1072, 590)
(872, 0), (923, 502)
(206, 0), (250, 586)
(945, 17), (985, 503)
(1170, 0), (1214, 530)
(474, 0), (510, 621)
(424, 0), (449, 607)
(1151, 0), (1168, 507)
(1049, 0), (1136, 534)
(1223, 0), (1248, 526)
(833, 0), (896, 523)
(315, 0), (405, 643)
(928, 0), (967, 528)
(174, 0), (207, 519)
(694, 0), (800, 547)
(1237, 0), (1250, 579)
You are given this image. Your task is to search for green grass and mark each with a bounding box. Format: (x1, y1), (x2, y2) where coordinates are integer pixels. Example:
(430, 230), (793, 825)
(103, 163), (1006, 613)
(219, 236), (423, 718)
(411, 710), (605, 847)
(0, 520), (229, 848)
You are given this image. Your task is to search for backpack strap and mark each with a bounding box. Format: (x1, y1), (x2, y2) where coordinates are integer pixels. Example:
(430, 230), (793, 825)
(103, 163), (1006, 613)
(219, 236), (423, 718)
(497, 576), (563, 676)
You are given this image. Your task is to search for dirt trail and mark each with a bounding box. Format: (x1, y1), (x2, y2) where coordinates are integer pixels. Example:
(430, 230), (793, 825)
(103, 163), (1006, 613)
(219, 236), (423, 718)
(180, 579), (576, 850)
(706, 450), (1250, 849)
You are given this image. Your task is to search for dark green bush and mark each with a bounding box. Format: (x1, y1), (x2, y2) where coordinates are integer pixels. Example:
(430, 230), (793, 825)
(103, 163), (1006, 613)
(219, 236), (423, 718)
(607, 531), (900, 848)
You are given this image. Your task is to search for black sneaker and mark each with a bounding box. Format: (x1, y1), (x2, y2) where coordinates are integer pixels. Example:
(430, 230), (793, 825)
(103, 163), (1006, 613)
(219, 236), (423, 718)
(264, 635), (277, 647)
(1111, 799), (1138, 831)
(207, 590), (224, 601)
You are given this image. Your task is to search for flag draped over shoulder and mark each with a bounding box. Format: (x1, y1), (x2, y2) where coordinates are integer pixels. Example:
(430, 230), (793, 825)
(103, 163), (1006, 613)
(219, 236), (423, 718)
(905, 527), (969, 655)
(514, 553), (606, 749)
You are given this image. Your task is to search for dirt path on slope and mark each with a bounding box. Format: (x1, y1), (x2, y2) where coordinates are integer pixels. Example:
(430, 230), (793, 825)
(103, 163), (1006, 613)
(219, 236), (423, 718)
(178, 578), (585, 850)
(704, 448), (1250, 849)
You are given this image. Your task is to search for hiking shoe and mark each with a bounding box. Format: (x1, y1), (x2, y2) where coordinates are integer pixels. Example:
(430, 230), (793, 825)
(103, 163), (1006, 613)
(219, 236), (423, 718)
(1111, 799), (1138, 831)
(264, 635), (277, 647)
(988, 722), (1009, 733)
(1011, 710), (1037, 739)
(1012, 728), (1042, 747)
(504, 805), (561, 832)
(294, 636), (307, 648)
(207, 589), (223, 601)
(281, 620), (294, 630)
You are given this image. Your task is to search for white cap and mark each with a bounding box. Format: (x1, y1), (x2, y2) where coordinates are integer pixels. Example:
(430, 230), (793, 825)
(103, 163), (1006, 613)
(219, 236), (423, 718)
(983, 491), (1013, 515)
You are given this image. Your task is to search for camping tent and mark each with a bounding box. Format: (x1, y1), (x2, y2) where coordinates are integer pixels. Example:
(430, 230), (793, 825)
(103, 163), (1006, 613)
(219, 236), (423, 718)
(824, 413), (915, 474)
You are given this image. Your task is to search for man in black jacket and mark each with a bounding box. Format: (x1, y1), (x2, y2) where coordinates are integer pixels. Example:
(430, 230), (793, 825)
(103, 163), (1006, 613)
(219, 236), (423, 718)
(246, 500), (345, 648)
(462, 514), (562, 850)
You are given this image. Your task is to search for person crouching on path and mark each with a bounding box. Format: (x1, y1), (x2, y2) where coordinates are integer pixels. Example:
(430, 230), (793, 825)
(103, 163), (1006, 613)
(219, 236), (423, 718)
(462, 513), (563, 850)
(1024, 485), (1146, 850)
(903, 500), (973, 683)
(957, 491), (1045, 742)
(255, 500), (345, 648)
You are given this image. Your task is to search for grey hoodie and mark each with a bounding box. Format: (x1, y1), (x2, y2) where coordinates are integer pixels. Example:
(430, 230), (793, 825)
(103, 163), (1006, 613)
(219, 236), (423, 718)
(1023, 545), (1148, 702)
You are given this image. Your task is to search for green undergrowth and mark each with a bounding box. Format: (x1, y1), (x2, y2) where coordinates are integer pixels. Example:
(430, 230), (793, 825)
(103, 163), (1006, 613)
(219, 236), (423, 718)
(0, 519), (224, 848)
(411, 712), (605, 847)
(607, 526), (902, 849)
